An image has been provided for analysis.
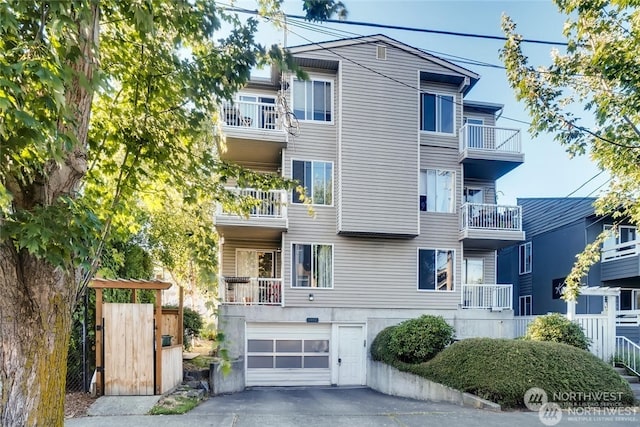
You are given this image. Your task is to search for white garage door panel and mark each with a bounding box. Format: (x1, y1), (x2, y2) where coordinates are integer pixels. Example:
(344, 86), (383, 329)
(246, 323), (331, 386)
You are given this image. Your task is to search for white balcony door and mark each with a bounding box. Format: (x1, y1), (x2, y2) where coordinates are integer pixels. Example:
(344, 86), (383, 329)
(464, 117), (484, 148)
(464, 187), (484, 220)
(236, 249), (275, 278)
(463, 258), (484, 284)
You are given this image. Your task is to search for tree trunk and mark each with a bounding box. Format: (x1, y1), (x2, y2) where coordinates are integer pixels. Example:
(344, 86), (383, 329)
(0, 3), (99, 426)
(0, 245), (76, 426)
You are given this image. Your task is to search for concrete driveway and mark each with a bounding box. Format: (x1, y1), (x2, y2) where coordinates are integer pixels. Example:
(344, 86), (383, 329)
(66, 387), (639, 427)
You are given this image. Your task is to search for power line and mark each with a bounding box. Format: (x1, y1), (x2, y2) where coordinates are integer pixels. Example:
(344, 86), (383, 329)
(280, 24), (634, 150)
(223, 6), (569, 46)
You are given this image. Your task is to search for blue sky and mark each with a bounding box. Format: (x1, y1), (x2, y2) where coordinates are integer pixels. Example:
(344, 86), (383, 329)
(223, 0), (608, 205)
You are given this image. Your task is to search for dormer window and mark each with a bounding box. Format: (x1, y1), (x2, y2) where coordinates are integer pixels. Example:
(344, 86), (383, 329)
(420, 92), (454, 134)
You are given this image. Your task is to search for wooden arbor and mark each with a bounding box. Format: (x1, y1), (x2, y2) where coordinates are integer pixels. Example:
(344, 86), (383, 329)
(90, 278), (184, 396)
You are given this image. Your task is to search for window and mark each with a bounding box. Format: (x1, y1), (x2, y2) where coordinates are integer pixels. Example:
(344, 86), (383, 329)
(618, 289), (640, 311)
(603, 224), (637, 260)
(292, 244), (333, 288)
(419, 169), (454, 213)
(418, 249), (454, 291)
(292, 79), (332, 122)
(420, 93), (454, 134)
(292, 160), (333, 205)
(247, 338), (330, 369)
(519, 242), (532, 275)
(519, 295), (532, 316)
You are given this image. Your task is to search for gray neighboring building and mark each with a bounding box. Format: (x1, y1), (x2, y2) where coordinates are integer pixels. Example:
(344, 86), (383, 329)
(214, 34), (526, 388)
(497, 197), (640, 343)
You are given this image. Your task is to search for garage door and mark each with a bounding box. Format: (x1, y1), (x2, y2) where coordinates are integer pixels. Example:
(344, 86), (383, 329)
(246, 323), (331, 386)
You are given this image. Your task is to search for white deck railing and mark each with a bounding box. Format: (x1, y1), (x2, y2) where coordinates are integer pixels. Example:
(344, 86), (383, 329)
(616, 336), (640, 376)
(459, 124), (521, 153)
(460, 203), (522, 231)
(222, 100), (281, 131)
(616, 310), (640, 327)
(601, 240), (639, 262)
(222, 277), (282, 305)
(461, 284), (513, 310)
(217, 188), (287, 219)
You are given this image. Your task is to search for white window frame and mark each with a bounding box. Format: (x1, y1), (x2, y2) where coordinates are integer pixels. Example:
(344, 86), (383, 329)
(419, 169), (455, 213)
(519, 242), (532, 275)
(291, 76), (334, 123)
(519, 295), (532, 316)
(420, 91), (456, 135)
(417, 248), (456, 292)
(291, 159), (334, 206)
(291, 242), (334, 289)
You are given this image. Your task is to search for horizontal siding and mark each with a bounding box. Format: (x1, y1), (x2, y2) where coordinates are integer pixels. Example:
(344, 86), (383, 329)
(463, 249), (497, 283)
(601, 256), (640, 281)
(221, 239), (282, 278)
(462, 110), (496, 127)
(519, 275), (533, 296)
(283, 234), (460, 309)
(463, 178), (496, 204)
(336, 43), (419, 235)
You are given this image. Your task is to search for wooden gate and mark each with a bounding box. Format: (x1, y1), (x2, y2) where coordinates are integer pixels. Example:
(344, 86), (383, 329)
(103, 303), (155, 395)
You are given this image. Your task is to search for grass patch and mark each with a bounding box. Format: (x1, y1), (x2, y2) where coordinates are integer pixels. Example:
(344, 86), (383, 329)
(374, 337), (635, 409)
(189, 355), (216, 369)
(149, 395), (201, 415)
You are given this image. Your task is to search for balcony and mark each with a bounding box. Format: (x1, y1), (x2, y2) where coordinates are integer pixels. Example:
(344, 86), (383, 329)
(459, 203), (525, 249)
(459, 124), (524, 180)
(601, 240), (640, 282)
(214, 188), (288, 240)
(220, 99), (287, 166)
(461, 284), (513, 310)
(221, 277), (283, 306)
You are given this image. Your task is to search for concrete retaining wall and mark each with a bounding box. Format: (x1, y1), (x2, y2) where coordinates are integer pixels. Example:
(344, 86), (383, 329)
(210, 358), (244, 395)
(367, 360), (501, 411)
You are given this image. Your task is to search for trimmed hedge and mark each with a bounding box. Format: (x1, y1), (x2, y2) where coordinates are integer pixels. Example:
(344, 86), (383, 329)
(524, 313), (590, 350)
(386, 315), (455, 363)
(394, 338), (634, 408)
(370, 326), (397, 364)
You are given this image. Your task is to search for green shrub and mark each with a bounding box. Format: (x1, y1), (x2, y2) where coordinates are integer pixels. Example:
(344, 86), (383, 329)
(524, 313), (590, 350)
(387, 315), (455, 363)
(183, 307), (204, 337)
(370, 326), (397, 364)
(406, 338), (634, 409)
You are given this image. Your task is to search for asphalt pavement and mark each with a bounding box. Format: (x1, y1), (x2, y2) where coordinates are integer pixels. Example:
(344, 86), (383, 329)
(65, 387), (640, 427)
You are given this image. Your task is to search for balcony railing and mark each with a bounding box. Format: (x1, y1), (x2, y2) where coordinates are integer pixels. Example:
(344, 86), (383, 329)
(460, 203), (522, 231)
(459, 124), (521, 153)
(601, 240), (639, 262)
(217, 188), (287, 219)
(222, 100), (281, 131)
(461, 284), (513, 310)
(616, 310), (640, 327)
(221, 277), (282, 305)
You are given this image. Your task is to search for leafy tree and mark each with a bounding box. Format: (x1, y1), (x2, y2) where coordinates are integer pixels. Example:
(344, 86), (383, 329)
(0, 1), (343, 424)
(500, 0), (640, 301)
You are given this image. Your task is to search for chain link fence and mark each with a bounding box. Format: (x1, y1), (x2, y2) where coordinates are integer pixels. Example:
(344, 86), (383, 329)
(66, 291), (95, 392)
